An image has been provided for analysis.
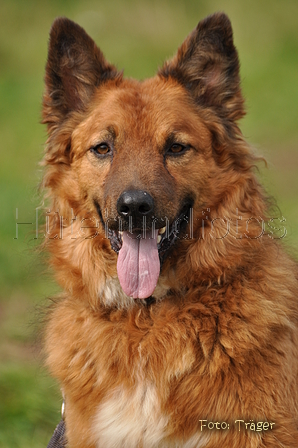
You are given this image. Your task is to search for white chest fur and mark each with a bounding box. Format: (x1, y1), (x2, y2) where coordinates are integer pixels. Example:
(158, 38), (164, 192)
(92, 382), (209, 448)
(93, 382), (168, 447)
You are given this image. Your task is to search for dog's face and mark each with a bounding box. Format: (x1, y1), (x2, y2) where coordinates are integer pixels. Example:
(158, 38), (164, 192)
(73, 79), (209, 231)
(72, 79), (216, 297)
(43, 13), (247, 301)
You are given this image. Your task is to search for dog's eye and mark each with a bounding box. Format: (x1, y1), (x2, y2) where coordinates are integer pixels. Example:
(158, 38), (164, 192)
(91, 143), (111, 156)
(168, 143), (188, 155)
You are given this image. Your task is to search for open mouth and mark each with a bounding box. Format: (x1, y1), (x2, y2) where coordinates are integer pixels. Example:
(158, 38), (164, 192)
(108, 202), (192, 261)
(106, 202), (193, 300)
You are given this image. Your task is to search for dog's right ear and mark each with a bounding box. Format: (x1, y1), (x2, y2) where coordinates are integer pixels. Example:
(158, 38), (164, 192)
(43, 17), (119, 129)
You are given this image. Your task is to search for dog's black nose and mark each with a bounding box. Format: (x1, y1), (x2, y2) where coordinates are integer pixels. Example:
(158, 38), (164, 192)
(117, 190), (154, 220)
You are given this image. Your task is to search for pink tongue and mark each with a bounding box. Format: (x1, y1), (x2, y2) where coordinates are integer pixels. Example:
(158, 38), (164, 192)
(117, 230), (160, 299)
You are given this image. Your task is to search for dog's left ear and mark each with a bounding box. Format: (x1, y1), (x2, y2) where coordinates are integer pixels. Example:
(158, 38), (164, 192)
(159, 12), (244, 121)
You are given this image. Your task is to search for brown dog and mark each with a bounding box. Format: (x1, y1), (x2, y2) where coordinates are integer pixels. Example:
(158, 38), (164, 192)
(42, 12), (298, 447)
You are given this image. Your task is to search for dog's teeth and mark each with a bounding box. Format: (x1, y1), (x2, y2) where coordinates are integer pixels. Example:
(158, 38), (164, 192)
(158, 226), (166, 235)
(157, 235), (162, 244)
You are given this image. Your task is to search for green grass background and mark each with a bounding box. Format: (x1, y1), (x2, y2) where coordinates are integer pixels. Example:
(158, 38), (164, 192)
(0, 0), (297, 446)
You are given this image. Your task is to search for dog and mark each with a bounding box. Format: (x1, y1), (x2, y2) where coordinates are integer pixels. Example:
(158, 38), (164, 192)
(42, 12), (298, 448)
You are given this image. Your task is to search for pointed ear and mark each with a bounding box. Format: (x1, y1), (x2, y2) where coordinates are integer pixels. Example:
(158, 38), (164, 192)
(43, 17), (120, 128)
(159, 13), (244, 121)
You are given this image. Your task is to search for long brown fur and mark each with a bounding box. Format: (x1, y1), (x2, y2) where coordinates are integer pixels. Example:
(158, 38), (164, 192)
(42, 13), (298, 447)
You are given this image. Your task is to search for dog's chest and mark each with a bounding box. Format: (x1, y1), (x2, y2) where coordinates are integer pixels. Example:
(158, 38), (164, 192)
(55, 295), (218, 446)
(93, 382), (166, 447)
(92, 382), (209, 448)
(90, 307), (209, 447)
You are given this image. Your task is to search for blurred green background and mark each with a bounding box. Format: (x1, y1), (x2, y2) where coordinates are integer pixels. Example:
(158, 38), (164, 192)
(0, 0), (297, 446)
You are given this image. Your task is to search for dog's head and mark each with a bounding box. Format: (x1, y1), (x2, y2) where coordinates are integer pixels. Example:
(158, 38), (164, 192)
(42, 13), (255, 302)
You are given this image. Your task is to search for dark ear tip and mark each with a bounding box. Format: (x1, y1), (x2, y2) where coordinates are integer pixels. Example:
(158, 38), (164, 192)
(200, 12), (232, 28)
(195, 12), (235, 52)
(48, 17), (73, 51)
(49, 16), (79, 35)
(48, 17), (90, 48)
(197, 12), (233, 39)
